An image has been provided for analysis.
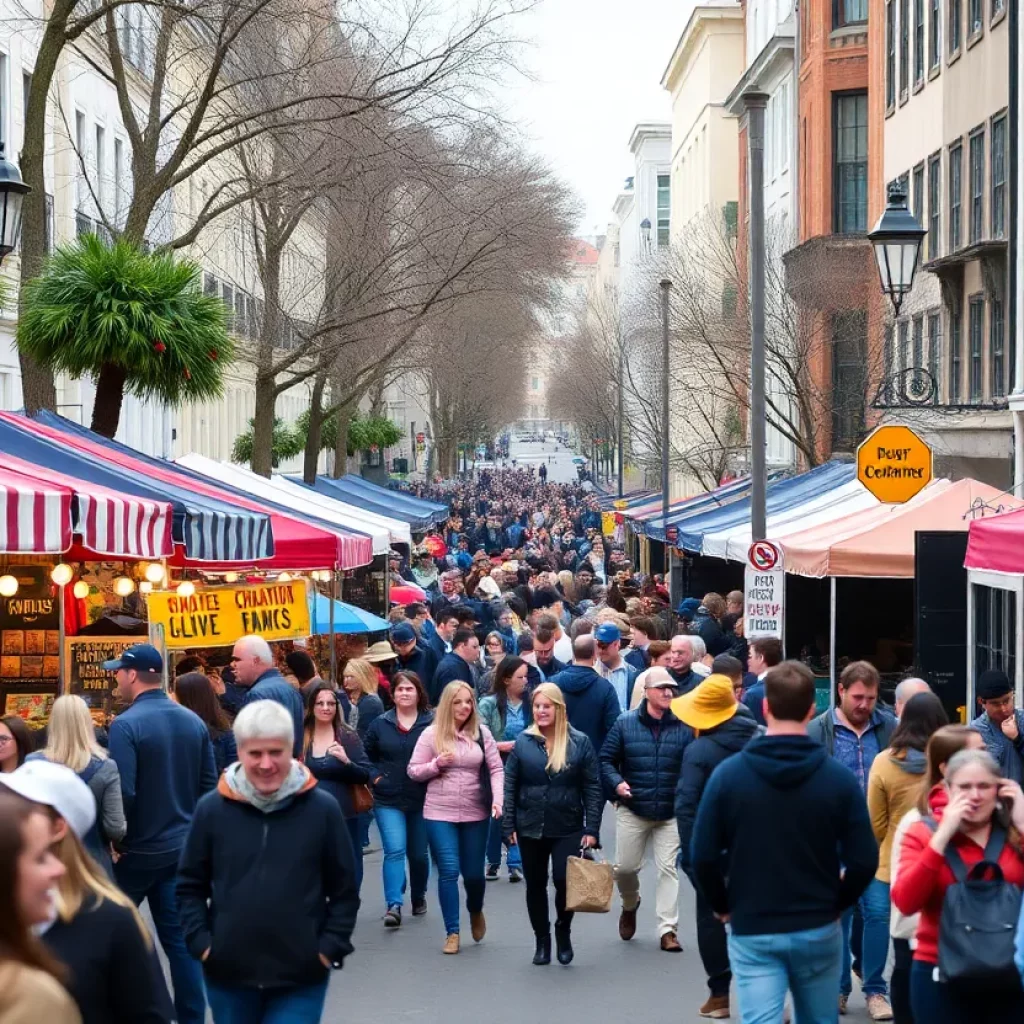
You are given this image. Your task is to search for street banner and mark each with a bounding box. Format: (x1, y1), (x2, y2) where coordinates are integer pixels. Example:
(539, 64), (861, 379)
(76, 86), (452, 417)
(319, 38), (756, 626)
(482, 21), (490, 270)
(147, 580), (311, 649)
(745, 541), (784, 641)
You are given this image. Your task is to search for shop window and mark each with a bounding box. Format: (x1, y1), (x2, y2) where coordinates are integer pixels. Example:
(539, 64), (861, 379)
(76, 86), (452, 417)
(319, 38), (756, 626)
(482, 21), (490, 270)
(974, 584), (1016, 683)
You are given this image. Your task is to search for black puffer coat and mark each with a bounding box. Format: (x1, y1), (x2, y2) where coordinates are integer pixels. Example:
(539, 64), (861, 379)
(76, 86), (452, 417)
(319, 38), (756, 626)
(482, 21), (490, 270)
(503, 727), (603, 841)
(363, 709), (434, 811)
(599, 704), (692, 820)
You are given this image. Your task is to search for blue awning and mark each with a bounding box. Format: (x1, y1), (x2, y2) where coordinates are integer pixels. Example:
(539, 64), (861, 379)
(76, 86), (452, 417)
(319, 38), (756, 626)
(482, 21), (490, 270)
(674, 461), (857, 553)
(21, 412), (273, 562)
(310, 593), (390, 634)
(294, 476), (438, 531)
(337, 475), (448, 521)
(640, 477), (757, 542)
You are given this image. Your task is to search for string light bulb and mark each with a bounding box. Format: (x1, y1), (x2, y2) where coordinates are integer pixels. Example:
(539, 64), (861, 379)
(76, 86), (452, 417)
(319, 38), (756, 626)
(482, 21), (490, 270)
(73, 580), (90, 599)
(0, 576), (18, 597)
(113, 576), (136, 596)
(139, 581), (152, 594)
(177, 580), (195, 598)
(144, 562), (165, 583)
(277, 572), (292, 583)
(50, 563), (74, 586)
(223, 572), (239, 584)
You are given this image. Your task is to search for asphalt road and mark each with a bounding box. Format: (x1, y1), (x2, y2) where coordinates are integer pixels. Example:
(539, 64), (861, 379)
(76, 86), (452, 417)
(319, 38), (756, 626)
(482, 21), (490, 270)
(489, 436), (582, 485)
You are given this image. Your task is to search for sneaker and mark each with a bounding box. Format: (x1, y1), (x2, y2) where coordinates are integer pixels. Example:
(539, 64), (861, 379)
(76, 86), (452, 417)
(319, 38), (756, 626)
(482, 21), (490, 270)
(509, 867), (523, 883)
(383, 905), (401, 928)
(866, 995), (894, 1021)
(412, 899), (427, 916)
(838, 994), (849, 1016)
(442, 933), (460, 955)
(485, 864), (500, 881)
(698, 995), (730, 1019)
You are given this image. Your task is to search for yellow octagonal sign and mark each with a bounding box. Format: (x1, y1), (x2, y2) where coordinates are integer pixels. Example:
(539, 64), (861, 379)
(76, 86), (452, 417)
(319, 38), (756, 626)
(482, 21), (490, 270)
(857, 424), (933, 503)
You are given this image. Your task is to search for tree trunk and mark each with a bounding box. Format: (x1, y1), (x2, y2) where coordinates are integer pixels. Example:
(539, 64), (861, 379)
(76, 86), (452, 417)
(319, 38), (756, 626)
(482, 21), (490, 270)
(250, 372), (277, 477)
(333, 407), (352, 479)
(302, 373), (327, 484)
(90, 362), (128, 437)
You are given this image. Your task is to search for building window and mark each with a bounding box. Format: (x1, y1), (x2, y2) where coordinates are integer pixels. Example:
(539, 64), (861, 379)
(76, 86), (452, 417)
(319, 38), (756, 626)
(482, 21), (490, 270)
(833, 92), (868, 233)
(930, 0), (941, 65)
(912, 163), (925, 225)
(912, 314), (924, 368)
(834, 0), (868, 27)
(969, 128), (984, 243)
(968, 0), (983, 34)
(928, 153), (941, 259)
(991, 115), (1006, 239)
(531, 376), (539, 390)
(974, 585), (1016, 682)
(927, 310), (941, 383)
(990, 297), (1005, 397)
(968, 295), (984, 401)
(898, 319), (910, 371)
(949, 141), (962, 251)
(949, 0), (962, 52)
(900, 0), (910, 95)
(949, 305), (962, 402)
(656, 173), (670, 247)
(832, 312), (867, 450)
(884, 325), (895, 378)
(886, 0), (896, 106)
(992, 0), (1005, 17)
(914, 0), (925, 81)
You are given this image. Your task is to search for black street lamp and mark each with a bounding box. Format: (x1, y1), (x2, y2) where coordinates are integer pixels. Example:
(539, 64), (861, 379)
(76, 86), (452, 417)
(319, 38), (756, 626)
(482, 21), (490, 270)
(868, 182), (927, 316)
(0, 144), (30, 266)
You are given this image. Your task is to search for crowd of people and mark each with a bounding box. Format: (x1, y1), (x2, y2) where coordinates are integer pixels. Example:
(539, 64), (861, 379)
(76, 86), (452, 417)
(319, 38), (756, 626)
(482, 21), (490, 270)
(2, 466), (1024, 1024)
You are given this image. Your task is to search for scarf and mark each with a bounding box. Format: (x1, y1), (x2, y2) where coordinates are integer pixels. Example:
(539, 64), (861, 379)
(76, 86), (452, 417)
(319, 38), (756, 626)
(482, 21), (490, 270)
(224, 761), (309, 813)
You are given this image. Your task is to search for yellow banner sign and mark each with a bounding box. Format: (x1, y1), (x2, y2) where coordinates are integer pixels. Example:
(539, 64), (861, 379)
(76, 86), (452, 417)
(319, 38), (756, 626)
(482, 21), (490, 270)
(147, 581), (311, 649)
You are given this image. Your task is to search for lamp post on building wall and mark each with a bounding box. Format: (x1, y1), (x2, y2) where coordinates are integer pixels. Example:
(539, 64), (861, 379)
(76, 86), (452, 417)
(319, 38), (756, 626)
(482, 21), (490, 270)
(0, 145), (30, 266)
(868, 183), (927, 316)
(659, 279), (672, 558)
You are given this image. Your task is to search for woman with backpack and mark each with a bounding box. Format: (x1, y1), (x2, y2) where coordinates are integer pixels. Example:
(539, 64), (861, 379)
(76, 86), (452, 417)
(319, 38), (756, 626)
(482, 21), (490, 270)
(892, 747), (1024, 1022)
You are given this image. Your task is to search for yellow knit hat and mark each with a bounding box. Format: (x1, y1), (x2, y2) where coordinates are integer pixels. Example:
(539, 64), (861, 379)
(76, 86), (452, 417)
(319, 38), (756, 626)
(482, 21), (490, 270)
(670, 674), (739, 731)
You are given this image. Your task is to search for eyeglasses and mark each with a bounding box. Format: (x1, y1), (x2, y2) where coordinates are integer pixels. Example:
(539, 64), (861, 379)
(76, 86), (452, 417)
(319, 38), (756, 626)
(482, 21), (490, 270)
(0, 735), (12, 746)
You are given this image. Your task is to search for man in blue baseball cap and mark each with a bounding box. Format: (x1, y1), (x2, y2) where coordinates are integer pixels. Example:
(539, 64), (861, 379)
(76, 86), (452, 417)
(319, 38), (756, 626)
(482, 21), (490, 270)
(594, 622), (638, 712)
(391, 621), (436, 686)
(105, 642), (216, 1024)
(676, 597), (702, 626)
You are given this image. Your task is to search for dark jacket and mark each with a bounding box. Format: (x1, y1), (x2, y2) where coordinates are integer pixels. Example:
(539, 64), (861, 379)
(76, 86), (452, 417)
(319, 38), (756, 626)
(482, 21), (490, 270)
(624, 647), (650, 673)
(43, 896), (174, 1024)
(395, 647), (437, 691)
(692, 608), (729, 656)
(363, 709), (434, 810)
(350, 692), (385, 740)
(807, 707), (896, 757)
(427, 631), (450, 669)
(108, 689), (217, 859)
(675, 710), (759, 873)
(535, 656), (568, 682)
(743, 677), (767, 725)
(242, 668), (305, 757)
(550, 664), (622, 755)
(668, 667), (702, 695)
(177, 771), (359, 990)
(971, 709), (1024, 785)
(690, 734), (878, 937)
(431, 652), (475, 705)
(599, 703), (692, 820)
(210, 729), (237, 776)
(303, 728), (372, 819)
(503, 727), (603, 841)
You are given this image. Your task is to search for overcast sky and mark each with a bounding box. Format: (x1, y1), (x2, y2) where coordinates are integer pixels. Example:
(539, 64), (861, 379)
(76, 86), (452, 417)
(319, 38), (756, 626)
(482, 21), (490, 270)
(501, 0), (692, 237)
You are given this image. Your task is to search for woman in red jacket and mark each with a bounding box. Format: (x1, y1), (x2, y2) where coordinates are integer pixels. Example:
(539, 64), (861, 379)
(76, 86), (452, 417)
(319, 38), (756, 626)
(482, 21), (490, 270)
(892, 748), (1024, 1022)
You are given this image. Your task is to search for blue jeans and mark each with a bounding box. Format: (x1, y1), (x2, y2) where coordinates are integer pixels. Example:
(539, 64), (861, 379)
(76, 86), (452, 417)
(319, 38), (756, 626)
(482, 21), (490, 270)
(424, 818), (489, 935)
(115, 854), (206, 1024)
(486, 816), (522, 873)
(841, 879), (889, 997)
(728, 920), (843, 1024)
(206, 978), (329, 1024)
(375, 805), (429, 909)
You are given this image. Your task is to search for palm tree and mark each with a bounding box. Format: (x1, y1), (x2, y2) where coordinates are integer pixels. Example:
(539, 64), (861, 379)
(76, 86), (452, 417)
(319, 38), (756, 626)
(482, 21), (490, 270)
(17, 235), (233, 437)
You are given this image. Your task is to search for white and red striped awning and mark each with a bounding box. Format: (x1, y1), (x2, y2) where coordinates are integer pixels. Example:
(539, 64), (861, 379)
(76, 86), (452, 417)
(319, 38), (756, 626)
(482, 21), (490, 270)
(0, 455), (173, 559)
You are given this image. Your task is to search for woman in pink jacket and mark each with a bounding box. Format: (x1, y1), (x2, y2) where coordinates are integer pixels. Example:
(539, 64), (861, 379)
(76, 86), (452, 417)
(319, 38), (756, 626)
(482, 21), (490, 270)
(408, 681), (504, 955)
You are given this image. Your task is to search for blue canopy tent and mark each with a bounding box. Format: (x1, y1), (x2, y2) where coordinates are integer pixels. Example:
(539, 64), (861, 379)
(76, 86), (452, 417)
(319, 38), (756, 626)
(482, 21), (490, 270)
(295, 476), (438, 532)
(637, 477), (756, 542)
(335, 474), (447, 522)
(3, 413), (273, 563)
(310, 593), (390, 634)
(598, 489), (658, 509)
(674, 461), (857, 554)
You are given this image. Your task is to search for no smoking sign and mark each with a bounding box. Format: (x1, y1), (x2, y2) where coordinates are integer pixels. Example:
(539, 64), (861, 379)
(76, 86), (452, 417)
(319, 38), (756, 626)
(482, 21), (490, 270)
(748, 540), (781, 571)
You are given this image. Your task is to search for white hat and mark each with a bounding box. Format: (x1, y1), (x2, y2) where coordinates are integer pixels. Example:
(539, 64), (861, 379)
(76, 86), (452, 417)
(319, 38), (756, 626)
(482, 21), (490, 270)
(0, 760), (97, 840)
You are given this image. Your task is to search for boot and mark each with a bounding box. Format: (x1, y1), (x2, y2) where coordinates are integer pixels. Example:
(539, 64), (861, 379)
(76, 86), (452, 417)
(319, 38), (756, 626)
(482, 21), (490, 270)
(532, 933), (551, 965)
(554, 922), (574, 965)
(470, 911), (486, 942)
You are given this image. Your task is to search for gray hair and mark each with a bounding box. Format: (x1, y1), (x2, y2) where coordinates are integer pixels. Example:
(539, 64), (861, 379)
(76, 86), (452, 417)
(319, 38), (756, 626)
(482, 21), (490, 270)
(895, 677), (930, 705)
(233, 700), (295, 747)
(688, 635), (707, 659)
(945, 748), (1000, 785)
(236, 634), (273, 664)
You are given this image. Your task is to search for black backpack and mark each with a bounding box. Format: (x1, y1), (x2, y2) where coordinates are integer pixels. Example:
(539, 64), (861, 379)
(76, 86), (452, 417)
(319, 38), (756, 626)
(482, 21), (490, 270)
(923, 819), (1023, 993)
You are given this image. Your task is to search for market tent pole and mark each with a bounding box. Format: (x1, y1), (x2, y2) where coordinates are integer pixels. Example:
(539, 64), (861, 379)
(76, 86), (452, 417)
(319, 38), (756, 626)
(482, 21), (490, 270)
(329, 571), (338, 685)
(829, 576), (837, 709)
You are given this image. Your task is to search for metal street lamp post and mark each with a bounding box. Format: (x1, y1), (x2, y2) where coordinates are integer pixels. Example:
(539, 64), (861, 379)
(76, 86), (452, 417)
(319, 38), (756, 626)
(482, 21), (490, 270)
(660, 279), (672, 571)
(868, 182), (927, 316)
(0, 144), (30, 266)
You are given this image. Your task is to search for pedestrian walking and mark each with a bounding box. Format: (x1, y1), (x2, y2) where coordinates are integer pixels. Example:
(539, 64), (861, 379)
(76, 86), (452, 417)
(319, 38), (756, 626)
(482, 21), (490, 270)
(391, 623), (437, 692)
(479, 656), (531, 882)
(104, 643), (214, 1024)
(599, 671), (690, 951)
(1, 761), (173, 1024)
(341, 659), (387, 740)
(594, 622), (638, 711)
(408, 681), (504, 954)
(231, 634), (305, 757)
(971, 669), (1024, 784)
(690, 660), (878, 1024)
(673, 674), (759, 1019)
(302, 682), (373, 895)
(174, 672), (237, 776)
(808, 660), (896, 1017)
(888, 725), (985, 1024)
(0, 715), (33, 773)
(892, 748), (1024, 1023)
(364, 672), (434, 928)
(0, 790), (80, 1024)
(26, 695), (125, 877)
(503, 683), (602, 965)
(866, 692), (948, 1022)
(741, 637), (783, 726)
(431, 629), (479, 706)
(551, 636), (622, 755)
(666, 635), (701, 695)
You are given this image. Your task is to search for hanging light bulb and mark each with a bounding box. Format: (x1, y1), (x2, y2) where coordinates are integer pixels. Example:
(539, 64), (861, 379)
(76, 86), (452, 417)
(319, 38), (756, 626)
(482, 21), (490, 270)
(73, 580), (90, 599)
(50, 563), (74, 586)
(113, 576), (136, 597)
(0, 575), (18, 597)
(144, 562), (165, 584)
(139, 581), (153, 594)
(223, 572), (239, 584)
(277, 572), (292, 583)
(177, 580), (196, 598)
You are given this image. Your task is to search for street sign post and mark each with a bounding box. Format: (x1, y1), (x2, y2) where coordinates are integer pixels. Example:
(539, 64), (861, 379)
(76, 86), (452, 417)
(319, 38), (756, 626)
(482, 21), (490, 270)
(745, 540), (784, 640)
(856, 424), (932, 503)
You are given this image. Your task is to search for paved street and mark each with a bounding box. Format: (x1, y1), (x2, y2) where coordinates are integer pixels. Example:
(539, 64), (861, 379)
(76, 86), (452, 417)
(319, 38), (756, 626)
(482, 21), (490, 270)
(504, 436), (582, 484)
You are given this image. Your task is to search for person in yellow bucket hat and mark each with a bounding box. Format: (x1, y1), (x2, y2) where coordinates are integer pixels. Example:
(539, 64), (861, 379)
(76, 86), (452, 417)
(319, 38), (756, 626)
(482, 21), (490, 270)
(672, 674), (760, 1021)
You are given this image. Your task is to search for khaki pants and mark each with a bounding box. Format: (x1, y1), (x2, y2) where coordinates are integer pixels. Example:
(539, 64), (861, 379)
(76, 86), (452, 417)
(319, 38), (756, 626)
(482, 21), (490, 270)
(613, 804), (680, 936)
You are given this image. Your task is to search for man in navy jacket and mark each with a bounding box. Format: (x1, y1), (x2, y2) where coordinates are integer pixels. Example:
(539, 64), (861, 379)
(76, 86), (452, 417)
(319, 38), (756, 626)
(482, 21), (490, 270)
(233, 634), (304, 757)
(106, 643), (216, 1024)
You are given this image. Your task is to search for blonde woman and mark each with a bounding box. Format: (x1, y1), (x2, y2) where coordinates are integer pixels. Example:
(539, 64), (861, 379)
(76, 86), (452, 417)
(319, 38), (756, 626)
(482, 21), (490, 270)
(27, 696), (124, 876)
(502, 683), (602, 966)
(341, 658), (386, 740)
(408, 682), (504, 954)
